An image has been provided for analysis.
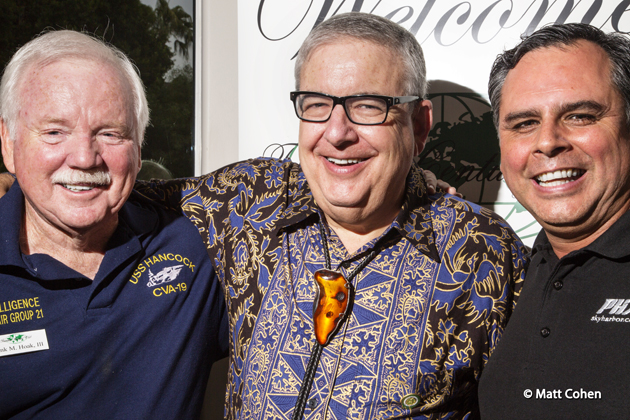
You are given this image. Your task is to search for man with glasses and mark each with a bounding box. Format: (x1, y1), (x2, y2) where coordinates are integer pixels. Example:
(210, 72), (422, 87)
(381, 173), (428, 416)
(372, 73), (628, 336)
(290, 92), (420, 126)
(134, 12), (527, 419)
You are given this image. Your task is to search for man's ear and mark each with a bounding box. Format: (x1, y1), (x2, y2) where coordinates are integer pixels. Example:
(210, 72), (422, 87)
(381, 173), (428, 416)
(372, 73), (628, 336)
(0, 118), (16, 174)
(412, 99), (433, 156)
(136, 143), (142, 175)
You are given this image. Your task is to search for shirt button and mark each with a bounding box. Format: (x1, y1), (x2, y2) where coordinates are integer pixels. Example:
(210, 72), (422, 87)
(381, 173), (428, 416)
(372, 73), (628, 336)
(401, 394), (422, 409)
(553, 280), (563, 290)
(307, 398), (317, 410)
(540, 327), (550, 338)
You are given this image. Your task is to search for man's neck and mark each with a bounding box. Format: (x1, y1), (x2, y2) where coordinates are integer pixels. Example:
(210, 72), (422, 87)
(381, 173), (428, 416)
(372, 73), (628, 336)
(324, 214), (393, 255)
(547, 208), (629, 259)
(20, 211), (116, 280)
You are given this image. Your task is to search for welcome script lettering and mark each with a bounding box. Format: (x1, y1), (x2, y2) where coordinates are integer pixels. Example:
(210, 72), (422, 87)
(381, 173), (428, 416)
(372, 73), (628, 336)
(255, 0), (630, 191)
(257, 0), (630, 45)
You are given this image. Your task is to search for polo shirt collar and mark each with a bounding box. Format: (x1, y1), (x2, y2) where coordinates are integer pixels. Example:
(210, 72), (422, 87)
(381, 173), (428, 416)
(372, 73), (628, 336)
(0, 182), (27, 268)
(532, 208), (630, 261)
(0, 184), (157, 280)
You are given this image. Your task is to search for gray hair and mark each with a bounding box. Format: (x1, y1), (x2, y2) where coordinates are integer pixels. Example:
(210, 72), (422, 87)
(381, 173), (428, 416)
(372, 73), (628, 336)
(489, 23), (630, 129)
(295, 12), (427, 98)
(0, 30), (149, 145)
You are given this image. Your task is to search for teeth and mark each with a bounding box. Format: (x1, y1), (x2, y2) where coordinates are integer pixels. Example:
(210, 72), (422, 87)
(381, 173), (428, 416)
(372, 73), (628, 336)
(327, 157), (363, 165)
(63, 184), (95, 192)
(536, 169), (584, 186)
(539, 179), (572, 187)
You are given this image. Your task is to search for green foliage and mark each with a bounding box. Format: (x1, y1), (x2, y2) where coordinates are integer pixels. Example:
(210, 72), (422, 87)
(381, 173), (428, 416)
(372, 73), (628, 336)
(154, 0), (193, 60)
(0, 0), (195, 178)
(0, 0), (173, 89)
(143, 65), (194, 177)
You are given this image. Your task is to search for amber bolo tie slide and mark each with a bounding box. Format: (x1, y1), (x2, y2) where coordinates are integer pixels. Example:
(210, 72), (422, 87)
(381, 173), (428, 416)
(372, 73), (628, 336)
(313, 269), (352, 346)
(291, 269), (353, 420)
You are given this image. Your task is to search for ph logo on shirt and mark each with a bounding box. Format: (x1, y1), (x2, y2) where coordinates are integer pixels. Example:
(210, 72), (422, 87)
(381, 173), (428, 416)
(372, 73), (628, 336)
(591, 299), (630, 323)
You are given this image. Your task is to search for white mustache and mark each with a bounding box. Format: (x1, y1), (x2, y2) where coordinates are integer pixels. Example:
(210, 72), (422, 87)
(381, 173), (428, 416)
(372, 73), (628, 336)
(51, 170), (111, 186)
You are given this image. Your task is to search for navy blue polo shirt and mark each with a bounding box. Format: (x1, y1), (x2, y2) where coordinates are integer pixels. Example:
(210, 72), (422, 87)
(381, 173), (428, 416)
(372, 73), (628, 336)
(0, 183), (228, 419)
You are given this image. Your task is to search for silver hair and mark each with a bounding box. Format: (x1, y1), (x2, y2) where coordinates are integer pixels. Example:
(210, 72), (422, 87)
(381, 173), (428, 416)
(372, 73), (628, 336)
(294, 12), (427, 98)
(0, 30), (149, 145)
(489, 23), (630, 130)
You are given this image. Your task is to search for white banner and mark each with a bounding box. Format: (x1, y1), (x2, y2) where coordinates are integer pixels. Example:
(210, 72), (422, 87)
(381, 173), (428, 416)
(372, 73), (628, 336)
(238, 0), (630, 246)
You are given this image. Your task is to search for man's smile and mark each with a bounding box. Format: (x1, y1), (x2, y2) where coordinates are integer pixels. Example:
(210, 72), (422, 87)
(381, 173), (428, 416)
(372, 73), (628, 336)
(325, 157), (366, 166)
(60, 183), (103, 192)
(535, 169), (585, 187)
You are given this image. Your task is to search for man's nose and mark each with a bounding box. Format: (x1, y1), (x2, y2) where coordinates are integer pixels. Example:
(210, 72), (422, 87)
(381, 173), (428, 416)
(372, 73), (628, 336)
(65, 133), (104, 169)
(534, 122), (571, 158)
(323, 104), (359, 147)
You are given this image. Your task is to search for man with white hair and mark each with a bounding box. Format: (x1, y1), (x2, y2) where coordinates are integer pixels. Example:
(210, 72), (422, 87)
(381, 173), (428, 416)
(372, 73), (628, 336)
(137, 12), (527, 419)
(0, 31), (227, 419)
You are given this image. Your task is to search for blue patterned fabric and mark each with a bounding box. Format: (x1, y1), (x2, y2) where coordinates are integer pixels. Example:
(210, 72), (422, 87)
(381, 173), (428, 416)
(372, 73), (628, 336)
(136, 158), (528, 419)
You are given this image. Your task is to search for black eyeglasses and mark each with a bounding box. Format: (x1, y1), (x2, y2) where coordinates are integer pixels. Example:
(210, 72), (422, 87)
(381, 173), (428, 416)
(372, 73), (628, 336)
(290, 91), (420, 125)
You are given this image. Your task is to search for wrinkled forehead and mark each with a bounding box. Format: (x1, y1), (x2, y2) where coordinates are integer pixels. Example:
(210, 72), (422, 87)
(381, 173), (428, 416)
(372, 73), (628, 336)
(501, 41), (617, 113)
(509, 41), (614, 92)
(22, 56), (133, 101)
(16, 57), (136, 135)
(301, 38), (407, 93)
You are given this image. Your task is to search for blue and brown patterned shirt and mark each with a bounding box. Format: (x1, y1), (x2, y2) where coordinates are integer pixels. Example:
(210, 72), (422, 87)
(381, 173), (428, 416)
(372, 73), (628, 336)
(137, 158), (527, 419)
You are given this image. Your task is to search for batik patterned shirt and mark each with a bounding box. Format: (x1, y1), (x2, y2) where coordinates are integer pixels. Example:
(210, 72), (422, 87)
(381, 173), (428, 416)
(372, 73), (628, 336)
(137, 158), (527, 419)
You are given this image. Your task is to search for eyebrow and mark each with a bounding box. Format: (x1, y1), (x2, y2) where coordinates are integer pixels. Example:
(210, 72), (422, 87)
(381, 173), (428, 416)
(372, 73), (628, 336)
(558, 100), (607, 115)
(502, 100), (607, 125)
(41, 117), (70, 126)
(502, 110), (539, 125)
(38, 119), (134, 137)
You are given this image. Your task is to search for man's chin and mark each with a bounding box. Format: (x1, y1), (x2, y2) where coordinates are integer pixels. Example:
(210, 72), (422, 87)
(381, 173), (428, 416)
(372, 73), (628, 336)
(319, 194), (366, 210)
(535, 206), (596, 234)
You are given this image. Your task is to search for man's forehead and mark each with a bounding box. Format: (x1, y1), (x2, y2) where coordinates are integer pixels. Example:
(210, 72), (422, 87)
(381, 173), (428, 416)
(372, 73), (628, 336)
(12, 57), (137, 142)
(19, 58), (132, 113)
(305, 37), (397, 65)
(301, 38), (406, 94)
(512, 41), (610, 83)
(501, 41), (614, 113)
(24, 57), (122, 87)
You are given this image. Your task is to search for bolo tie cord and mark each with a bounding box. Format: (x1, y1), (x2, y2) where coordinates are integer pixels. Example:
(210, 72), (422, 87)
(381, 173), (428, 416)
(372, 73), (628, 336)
(291, 222), (380, 420)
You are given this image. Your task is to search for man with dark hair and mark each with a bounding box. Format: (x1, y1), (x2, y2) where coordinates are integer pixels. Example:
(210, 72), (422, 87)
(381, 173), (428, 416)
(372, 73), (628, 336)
(137, 12), (527, 419)
(478, 23), (630, 418)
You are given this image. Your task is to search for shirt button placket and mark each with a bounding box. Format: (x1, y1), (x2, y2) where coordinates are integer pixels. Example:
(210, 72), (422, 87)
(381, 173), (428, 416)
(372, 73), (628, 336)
(542, 266), (565, 340)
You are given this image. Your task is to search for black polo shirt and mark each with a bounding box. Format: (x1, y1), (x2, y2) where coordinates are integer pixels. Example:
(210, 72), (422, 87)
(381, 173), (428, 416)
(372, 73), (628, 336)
(478, 210), (630, 418)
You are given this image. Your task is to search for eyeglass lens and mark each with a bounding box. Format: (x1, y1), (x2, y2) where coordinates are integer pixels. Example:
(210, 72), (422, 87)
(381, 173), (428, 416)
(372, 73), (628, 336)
(295, 93), (388, 124)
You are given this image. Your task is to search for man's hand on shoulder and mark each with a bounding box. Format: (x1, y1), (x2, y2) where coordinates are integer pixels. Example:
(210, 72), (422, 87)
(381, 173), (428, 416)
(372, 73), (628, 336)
(422, 169), (461, 197)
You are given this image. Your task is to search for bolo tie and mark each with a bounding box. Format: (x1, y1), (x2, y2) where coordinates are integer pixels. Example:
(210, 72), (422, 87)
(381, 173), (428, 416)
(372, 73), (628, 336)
(291, 222), (381, 420)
